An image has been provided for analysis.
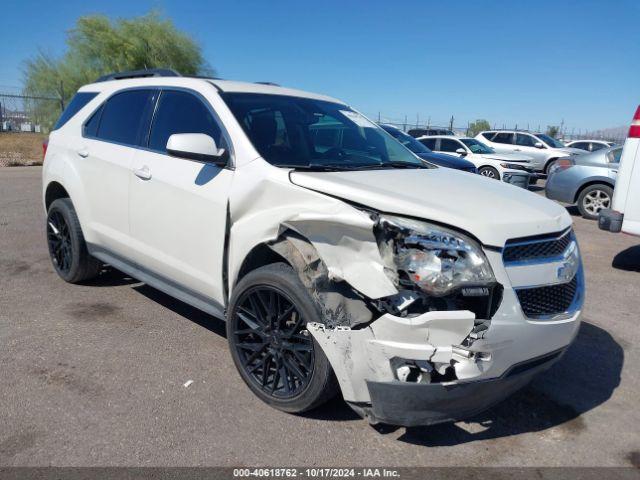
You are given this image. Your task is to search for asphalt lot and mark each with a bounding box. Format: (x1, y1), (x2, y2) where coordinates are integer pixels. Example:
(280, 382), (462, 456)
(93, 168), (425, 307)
(1, 166), (639, 467)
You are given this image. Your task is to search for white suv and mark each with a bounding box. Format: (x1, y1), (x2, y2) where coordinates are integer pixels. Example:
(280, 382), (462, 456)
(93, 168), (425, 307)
(477, 130), (585, 173)
(43, 69), (584, 427)
(418, 135), (537, 188)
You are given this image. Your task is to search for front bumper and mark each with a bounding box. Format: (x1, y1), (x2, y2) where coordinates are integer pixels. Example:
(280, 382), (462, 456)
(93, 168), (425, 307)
(364, 347), (565, 427)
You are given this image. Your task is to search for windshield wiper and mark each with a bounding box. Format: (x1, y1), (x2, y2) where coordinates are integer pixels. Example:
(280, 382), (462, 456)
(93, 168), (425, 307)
(346, 161), (428, 170)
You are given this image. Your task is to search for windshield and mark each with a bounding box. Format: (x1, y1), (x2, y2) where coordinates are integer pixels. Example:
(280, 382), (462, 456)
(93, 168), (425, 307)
(460, 138), (495, 154)
(536, 134), (565, 148)
(381, 126), (432, 154)
(221, 93), (426, 170)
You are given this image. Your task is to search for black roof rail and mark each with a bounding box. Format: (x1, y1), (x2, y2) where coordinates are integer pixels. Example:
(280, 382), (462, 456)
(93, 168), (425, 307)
(95, 68), (181, 83)
(254, 81), (280, 86)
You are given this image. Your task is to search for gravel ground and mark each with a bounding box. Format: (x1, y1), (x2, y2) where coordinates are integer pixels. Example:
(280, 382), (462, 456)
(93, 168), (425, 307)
(1, 167), (639, 467)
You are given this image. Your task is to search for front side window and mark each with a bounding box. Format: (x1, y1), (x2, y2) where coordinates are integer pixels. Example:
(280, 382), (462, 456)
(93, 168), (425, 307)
(149, 90), (224, 153)
(516, 133), (537, 147)
(439, 138), (463, 153)
(95, 90), (154, 145)
(460, 138), (494, 154)
(53, 92), (98, 130)
(492, 132), (514, 144)
(535, 134), (565, 148)
(222, 93), (425, 169)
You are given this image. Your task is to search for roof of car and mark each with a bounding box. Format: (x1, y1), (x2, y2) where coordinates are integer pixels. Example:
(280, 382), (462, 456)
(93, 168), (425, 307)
(80, 75), (344, 104)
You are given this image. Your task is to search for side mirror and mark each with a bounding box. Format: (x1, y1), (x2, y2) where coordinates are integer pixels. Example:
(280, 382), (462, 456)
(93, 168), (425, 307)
(455, 147), (467, 156)
(166, 133), (228, 166)
(534, 142), (544, 149)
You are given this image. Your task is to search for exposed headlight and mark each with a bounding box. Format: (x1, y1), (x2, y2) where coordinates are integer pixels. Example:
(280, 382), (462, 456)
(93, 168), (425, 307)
(378, 215), (495, 296)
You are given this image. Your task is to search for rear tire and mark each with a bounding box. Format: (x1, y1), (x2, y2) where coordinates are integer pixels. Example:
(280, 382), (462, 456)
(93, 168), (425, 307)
(46, 198), (101, 283)
(227, 263), (338, 413)
(577, 184), (613, 220)
(479, 166), (500, 180)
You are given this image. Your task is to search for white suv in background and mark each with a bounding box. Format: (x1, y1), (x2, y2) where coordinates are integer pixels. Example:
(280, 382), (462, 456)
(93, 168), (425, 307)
(565, 139), (616, 152)
(418, 135), (536, 188)
(43, 69), (583, 427)
(477, 130), (585, 173)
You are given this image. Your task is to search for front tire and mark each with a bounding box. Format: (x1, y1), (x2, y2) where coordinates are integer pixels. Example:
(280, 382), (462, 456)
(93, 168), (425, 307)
(479, 166), (500, 180)
(577, 184), (613, 220)
(46, 198), (101, 283)
(227, 263), (338, 413)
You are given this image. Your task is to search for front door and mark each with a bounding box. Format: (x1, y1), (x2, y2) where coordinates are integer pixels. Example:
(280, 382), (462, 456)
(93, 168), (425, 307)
(128, 89), (233, 306)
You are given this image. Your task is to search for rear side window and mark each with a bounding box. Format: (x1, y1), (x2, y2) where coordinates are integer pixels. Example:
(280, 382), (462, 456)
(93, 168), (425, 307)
(492, 132), (514, 144)
(96, 90), (153, 145)
(590, 142), (606, 151)
(481, 132), (495, 140)
(52, 92), (98, 130)
(419, 138), (437, 150)
(149, 90), (223, 153)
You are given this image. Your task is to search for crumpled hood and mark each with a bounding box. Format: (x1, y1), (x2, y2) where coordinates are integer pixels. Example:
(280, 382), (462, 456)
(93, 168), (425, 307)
(290, 168), (571, 247)
(478, 152), (534, 162)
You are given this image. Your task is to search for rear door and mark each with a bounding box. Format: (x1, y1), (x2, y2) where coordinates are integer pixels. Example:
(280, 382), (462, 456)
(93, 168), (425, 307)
(128, 88), (233, 305)
(80, 89), (155, 258)
(488, 132), (515, 153)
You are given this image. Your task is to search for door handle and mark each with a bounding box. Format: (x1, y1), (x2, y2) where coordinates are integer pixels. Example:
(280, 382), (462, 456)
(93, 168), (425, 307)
(77, 148), (89, 158)
(133, 166), (152, 180)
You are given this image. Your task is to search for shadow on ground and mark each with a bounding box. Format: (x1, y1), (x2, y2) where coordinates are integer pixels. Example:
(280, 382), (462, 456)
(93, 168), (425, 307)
(394, 321), (623, 446)
(612, 245), (640, 272)
(94, 269), (623, 441)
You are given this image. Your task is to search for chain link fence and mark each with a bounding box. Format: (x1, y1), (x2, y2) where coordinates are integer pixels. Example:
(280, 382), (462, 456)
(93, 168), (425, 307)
(0, 91), (61, 166)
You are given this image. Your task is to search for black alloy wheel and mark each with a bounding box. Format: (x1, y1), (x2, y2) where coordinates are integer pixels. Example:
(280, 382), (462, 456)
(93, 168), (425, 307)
(232, 286), (314, 398)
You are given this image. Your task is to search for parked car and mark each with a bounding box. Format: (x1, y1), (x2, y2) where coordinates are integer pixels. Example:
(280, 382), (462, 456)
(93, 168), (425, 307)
(565, 140), (616, 152)
(407, 127), (454, 138)
(378, 124), (477, 172)
(477, 130), (585, 173)
(546, 146), (621, 219)
(418, 135), (536, 188)
(43, 69), (584, 427)
(599, 106), (640, 236)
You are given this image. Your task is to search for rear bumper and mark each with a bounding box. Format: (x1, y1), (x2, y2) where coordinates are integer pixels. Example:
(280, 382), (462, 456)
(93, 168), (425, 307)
(598, 208), (624, 232)
(362, 348), (566, 427)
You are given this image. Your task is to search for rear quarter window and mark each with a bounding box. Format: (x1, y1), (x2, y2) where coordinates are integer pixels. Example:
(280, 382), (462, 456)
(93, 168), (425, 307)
(94, 90), (154, 146)
(52, 92), (98, 130)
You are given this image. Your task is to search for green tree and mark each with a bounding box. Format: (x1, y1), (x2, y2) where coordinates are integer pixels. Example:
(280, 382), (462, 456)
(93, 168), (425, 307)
(23, 11), (212, 131)
(546, 125), (560, 138)
(467, 119), (491, 137)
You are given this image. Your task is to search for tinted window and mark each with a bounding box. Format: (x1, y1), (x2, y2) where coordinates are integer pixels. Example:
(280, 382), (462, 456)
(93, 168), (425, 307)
(96, 90), (153, 145)
(590, 142), (606, 151)
(607, 148), (623, 163)
(516, 133), (537, 147)
(149, 90), (223, 153)
(419, 138), (437, 150)
(481, 132), (495, 141)
(492, 132), (514, 144)
(439, 138), (463, 152)
(53, 92), (98, 130)
(83, 104), (104, 137)
(571, 142), (589, 150)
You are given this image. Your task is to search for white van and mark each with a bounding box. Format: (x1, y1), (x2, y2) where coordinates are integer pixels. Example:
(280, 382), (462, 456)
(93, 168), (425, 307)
(599, 106), (640, 236)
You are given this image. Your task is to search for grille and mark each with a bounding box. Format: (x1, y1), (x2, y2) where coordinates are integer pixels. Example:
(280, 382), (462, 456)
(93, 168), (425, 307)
(516, 276), (578, 318)
(503, 229), (572, 263)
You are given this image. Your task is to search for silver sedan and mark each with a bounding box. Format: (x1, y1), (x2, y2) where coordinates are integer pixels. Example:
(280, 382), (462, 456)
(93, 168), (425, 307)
(545, 146), (621, 219)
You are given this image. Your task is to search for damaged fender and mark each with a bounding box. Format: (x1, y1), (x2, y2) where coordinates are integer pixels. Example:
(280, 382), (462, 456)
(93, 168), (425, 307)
(228, 160), (397, 300)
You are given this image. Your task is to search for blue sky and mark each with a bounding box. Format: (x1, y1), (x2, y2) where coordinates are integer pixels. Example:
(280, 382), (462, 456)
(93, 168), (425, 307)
(2, 0), (639, 131)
